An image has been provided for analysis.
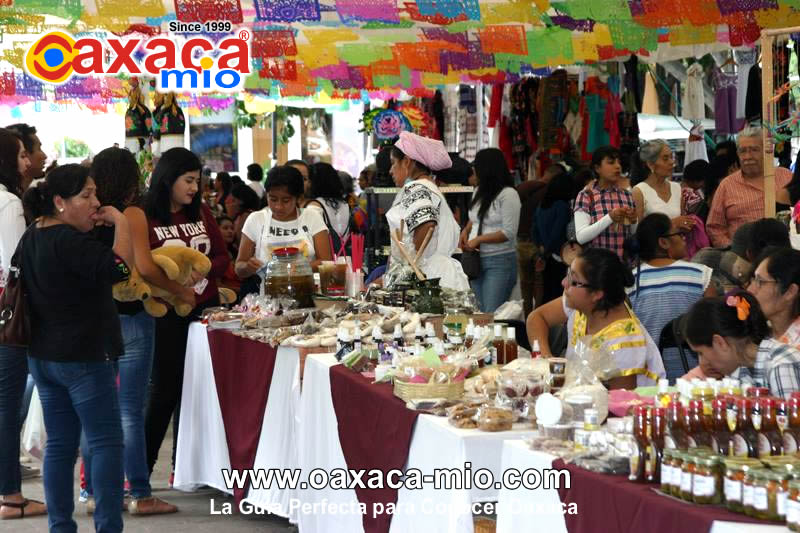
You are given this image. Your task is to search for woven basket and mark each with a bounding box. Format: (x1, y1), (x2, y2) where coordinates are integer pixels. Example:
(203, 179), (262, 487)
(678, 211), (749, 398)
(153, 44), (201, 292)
(393, 380), (464, 401)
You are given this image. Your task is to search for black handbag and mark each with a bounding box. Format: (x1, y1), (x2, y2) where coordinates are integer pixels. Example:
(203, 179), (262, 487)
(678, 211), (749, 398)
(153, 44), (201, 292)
(460, 217), (483, 280)
(0, 233), (30, 347)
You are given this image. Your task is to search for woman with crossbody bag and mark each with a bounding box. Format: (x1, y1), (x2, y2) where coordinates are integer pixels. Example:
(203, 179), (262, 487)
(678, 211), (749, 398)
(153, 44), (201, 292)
(305, 163), (351, 259)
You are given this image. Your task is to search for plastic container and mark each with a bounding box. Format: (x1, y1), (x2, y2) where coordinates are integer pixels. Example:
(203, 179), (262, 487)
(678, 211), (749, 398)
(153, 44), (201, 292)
(477, 406), (513, 432)
(263, 247), (315, 308)
(542, 424), (575, 441)
(565, 395), (594, 429)
(535, 393), (574, 426)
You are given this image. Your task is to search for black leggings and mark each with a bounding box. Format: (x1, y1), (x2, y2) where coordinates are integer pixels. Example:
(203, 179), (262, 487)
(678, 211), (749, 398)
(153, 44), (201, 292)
(144, 300), (216, 475)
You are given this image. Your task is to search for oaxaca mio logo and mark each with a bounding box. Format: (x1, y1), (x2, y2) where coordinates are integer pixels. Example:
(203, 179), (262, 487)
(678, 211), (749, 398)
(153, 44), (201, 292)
(24, 29), (251, 93)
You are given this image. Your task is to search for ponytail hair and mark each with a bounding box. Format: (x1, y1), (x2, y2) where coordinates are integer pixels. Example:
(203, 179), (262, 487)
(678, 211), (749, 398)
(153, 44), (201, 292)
(684, 290), (770, 347)
(23, 164), (90, 220)
(624, 213), (672, 263)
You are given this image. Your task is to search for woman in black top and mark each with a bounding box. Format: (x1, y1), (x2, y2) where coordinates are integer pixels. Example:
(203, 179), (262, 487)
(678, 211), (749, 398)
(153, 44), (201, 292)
(21, 164), (133, 533)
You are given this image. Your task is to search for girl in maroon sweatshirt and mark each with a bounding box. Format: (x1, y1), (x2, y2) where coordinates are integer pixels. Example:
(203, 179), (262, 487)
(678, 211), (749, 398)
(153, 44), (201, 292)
(142, 148), (229, 479)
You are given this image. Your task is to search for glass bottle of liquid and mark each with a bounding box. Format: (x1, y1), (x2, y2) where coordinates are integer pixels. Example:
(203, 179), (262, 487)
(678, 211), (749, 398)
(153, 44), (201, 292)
(664, 401), (689, 450)
(686, 399), (712, 448)
(783, 397), (800, 454)
(504, 327), (518, 364)
(647, 406), (666, 483)
(531, 339), (542, 359)
(732, 398), (759, 458)
(392, 324), (404, 349)
(629, 405), (650, 482)
(373, 326), (390, 364)
(464, 320), (475, 349)
(756, 397), (783, 458)
(710, 398), (732, 456)
(656, 378), (671, 407)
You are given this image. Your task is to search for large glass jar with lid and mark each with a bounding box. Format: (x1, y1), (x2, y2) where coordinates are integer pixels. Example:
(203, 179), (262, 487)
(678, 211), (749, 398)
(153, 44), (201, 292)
(263, 247), (315, 308)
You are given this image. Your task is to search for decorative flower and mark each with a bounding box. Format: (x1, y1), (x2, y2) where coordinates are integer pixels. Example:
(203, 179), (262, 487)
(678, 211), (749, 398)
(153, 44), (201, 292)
(726, 295), (750, 321)
(372, 110), (412, 140)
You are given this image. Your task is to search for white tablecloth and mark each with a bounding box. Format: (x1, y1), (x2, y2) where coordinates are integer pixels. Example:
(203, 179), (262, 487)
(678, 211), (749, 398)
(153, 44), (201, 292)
(174, 323), (301, 518)
(495, 440), (790, 533)
(295, 353), (537, 533)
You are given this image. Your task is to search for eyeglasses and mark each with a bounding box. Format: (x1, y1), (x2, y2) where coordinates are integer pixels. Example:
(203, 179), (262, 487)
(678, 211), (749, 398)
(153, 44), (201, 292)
(748, 274), (780, 290)
(566, 269), (592, 289)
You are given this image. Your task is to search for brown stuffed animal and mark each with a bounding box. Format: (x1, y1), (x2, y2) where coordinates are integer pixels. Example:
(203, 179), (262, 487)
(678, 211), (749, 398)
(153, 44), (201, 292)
(113, 246), (235, 317)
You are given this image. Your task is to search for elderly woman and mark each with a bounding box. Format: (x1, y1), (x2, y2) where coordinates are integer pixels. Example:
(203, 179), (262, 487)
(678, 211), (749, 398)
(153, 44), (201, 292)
(386, 132), (469, 290)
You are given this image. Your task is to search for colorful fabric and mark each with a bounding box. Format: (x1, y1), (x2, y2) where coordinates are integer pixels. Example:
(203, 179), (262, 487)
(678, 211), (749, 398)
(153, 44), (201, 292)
(574, 185), (635, 259)
(733, 338), (800, 399)
(563, 296), (666, 386)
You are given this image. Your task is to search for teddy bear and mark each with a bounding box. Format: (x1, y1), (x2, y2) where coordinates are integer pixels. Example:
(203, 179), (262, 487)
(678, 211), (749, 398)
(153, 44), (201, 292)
(114, 246), (236, 317)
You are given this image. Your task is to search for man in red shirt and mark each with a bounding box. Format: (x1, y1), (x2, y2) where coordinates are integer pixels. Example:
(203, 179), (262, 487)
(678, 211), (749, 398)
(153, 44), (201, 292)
(707, 127), (792, 247)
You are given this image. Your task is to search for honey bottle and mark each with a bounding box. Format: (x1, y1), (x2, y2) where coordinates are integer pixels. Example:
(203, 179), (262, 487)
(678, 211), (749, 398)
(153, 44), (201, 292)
(630, 406), (650, 482)
(686, 399), (712, 448)
(755, 397), (783, 458)
(646, 407), (666, 483)
(504, 327), (518, 364)
(732, 398), (759, 458)
(710, 398), (732, 456)
(492, 324), (505, 365)
(664, 401), (689, 450)
(783, 397), (800, 453)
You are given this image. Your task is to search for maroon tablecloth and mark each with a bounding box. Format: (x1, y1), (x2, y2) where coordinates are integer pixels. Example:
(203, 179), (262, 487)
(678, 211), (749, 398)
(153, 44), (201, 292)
(329, 364), (419, 533)
(552, 459), (768, 533)
(207, 329), (278, 505)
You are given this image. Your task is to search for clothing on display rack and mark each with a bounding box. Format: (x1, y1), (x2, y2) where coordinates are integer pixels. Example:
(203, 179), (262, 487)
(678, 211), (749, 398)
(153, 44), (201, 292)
(713, 68), (740, 135)
(682, 63), (705, 121)
(735, 49), (757, 123)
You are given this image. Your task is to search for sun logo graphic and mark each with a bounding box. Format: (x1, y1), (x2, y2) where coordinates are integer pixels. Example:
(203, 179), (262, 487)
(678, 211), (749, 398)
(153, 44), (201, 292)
(25, 31), (77, 84)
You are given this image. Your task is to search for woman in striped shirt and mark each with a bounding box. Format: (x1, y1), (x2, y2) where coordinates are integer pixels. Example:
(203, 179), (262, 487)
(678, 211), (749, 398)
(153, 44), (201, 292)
(624, 213), (714, 381)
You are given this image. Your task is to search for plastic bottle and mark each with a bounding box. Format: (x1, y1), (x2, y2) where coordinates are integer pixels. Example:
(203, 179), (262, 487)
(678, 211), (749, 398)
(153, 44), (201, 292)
(425, 322), (437, 348)
(657, 378), (671, 407)
(492, 324), (505, 365)
(373, 326), (389, 363)
(464, 321), (475, 349)
(353, 321), (363, 353)
(392, 324), (404, 349)
(531, 339), (541, 359)
(505, 327), (518, 363)
(335, 329), (353, 361)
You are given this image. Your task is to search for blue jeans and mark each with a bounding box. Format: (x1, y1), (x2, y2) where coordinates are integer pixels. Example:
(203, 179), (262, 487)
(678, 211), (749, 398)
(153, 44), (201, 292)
(0, 345), (27, 495)
(29, 357), (123, 533)
(470, 251), (518, 313)
(83, 311), (154, 499)
(20, 373), (35, 423)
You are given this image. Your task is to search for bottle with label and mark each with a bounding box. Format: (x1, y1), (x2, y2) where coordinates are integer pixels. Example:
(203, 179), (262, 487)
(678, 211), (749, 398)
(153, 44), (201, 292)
(425, 322), (437, 349)
(414, 324), (425, 346)
(686, 399), (712, 448)
(353, 321), (363, 353)
(710, 398), (732, 456)
(492, 324), (505, 365)
(732, 398), (759, 458)
(783, 397), (800, 454)
(392, 324), (404, 349)
(505, 327), (518, 364)
(464, 322), (475, 349)
(629, 405), (650, 482)
(756, 397), (783, 458)
(664, 401), (689, 450)
(531, 339), (542, 359)
(777, 399), (789, 434)
(656, 378), (671, 407)
(450, 327), (464, 351)
(373, 326), (390, 363)
(335, 328), (353, 361)
(646, 406), (666, 483)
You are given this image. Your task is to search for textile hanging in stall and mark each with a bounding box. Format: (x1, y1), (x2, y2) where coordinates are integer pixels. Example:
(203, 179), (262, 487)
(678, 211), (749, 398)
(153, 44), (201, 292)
(682, 63), (705, 121)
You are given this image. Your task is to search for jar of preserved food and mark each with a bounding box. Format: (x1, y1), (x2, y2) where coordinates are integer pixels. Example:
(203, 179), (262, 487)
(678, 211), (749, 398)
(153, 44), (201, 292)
(661, 448), (675, 494)
(753, 469), (789, 521)
(693, 456), (723, 504)
(787, 479), (800, 531)
(680, 454), (698, 501)
(263, 247), (315, 308)
(770, 469), (792, 522)
(671, 451), (685, 497)
(725, 459), (759, 512)
(743, 468), (767, 516)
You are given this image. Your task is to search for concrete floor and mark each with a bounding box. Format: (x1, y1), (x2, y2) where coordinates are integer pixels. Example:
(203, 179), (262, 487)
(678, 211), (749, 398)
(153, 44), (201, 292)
(8, 425), (296, 532)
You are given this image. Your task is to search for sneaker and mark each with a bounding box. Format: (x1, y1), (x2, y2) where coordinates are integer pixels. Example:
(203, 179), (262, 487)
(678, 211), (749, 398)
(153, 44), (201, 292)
(128, 496), (178, 516)
(20, 465), (39, 479)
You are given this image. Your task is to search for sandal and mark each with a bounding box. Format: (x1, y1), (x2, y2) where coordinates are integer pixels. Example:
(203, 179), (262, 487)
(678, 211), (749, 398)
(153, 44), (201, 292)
(0, 498), (47, 520)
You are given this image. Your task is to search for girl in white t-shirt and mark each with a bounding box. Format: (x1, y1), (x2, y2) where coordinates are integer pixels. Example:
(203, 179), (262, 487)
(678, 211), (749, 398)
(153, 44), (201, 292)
(235, 166), (332, 280)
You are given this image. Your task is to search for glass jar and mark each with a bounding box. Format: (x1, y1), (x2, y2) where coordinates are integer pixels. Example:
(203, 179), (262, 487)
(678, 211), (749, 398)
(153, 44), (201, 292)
(754, 469), (788, 521)
(680, 454), (698, 501)
(751, 469), (771, 519)
(671, 451), (685, 497)
(743, 468), (766, 517)
(661, 448), (675, 494)
(770, 469), (793, 522)
(787, 479), (800, 531)
(263, 247), (315, 308)
(413, 278), (444, 314)
(725, 459), (755, 512)
(693, 456), (723, 504)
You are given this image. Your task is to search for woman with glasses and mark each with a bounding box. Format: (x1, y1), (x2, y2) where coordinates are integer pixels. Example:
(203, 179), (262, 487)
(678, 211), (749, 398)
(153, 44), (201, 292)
(526, 247), (666, 389)
(624, 213), (714, 381)
(747, 248), (800, 348)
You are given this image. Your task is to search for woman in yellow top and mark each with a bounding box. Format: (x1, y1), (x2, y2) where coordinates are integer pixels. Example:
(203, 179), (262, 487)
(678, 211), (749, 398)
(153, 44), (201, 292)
(527, 247), (666, 388)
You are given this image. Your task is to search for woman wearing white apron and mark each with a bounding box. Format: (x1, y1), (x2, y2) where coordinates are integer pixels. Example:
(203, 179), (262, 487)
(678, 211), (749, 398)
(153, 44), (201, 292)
(385, 132), (469, 291)
(235, 165), (332, 286)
